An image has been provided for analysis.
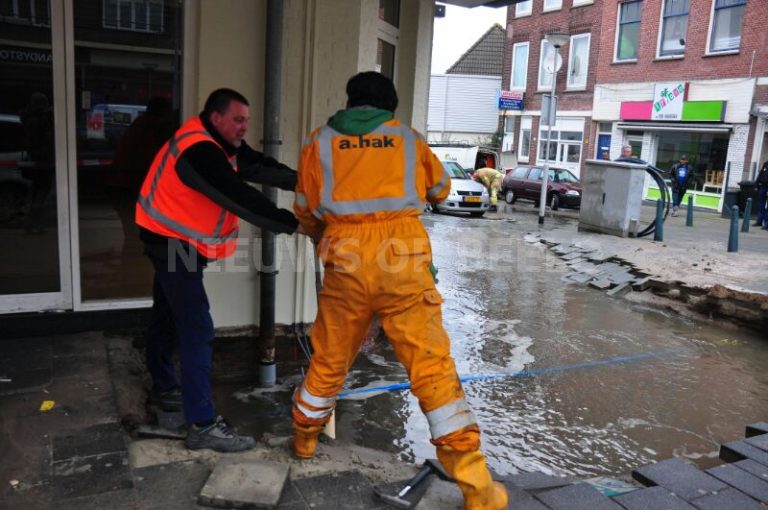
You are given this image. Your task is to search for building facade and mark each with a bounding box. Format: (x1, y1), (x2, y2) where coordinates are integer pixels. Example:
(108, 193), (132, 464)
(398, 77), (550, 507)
(593, 0), (767, 210)
(501, 0), (603, 177)
(0, 0), (440, 324)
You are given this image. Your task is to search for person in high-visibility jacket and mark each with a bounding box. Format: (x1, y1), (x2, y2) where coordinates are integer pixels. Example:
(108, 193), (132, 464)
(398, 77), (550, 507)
(136, 88), (304, 453)
(472, 167), (503, 212)
(293, 72), (508, 510)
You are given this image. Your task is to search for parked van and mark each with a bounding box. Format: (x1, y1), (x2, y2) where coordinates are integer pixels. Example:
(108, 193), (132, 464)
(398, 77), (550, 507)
(428, 143), (516, 173)
(86, 103), (146, 142)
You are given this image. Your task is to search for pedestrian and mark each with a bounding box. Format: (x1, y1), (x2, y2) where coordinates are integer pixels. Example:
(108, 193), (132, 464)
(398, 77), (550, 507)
(754, 160), (768, 230)
(620, 144), (633, 159)
(135, 88), (305, 452)
(472, 166), (503, 212)
(292, 72), (508, 509)
(669, 154), (693, 216)
(600, 147), (610, 160)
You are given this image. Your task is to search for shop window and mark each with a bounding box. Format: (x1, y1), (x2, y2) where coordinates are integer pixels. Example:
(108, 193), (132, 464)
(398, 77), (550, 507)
(659, 0), (689, 57)
(543, 0), (562, 12)
(519, 116), (532, 162)
(515, 0), (532, 17)
(654, 131), (729, 193)
(708, 0), (745, 53)
(567, 33), (590, 89)
(616, 0), (642, 61)
(0, 0), (50, 26)
(103, 0), (164, 33)
(510, 42), (529, 91)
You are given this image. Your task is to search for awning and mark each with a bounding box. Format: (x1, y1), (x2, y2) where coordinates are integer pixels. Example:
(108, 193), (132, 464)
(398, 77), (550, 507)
(751, 104), (768, 119)
(616, 122), (733, 134)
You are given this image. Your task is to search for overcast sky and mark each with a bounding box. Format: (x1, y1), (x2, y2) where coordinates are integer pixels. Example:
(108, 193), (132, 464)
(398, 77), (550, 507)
(431, 4), (508, 74)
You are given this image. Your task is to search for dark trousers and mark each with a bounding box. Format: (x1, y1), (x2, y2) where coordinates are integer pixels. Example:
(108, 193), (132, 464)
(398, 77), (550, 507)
(756, 185), (767, 225)
(146, 252), (215, 424)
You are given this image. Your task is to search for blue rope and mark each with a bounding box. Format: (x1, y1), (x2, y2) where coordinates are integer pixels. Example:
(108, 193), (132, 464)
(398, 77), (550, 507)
(338, 349), (681, 398)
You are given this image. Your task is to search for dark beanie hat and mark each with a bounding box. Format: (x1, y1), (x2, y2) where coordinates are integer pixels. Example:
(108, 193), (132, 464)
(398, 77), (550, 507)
(346, 71), (398, 112)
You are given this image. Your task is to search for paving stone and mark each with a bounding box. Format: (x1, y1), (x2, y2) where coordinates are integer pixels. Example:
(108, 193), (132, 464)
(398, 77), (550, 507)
(415, 477), (462, 509)
(503, 471), (571, 492)
(565, 257), (586, 266)
(156, 410), (186, 430)
(499, 484), (549, 510)
(606, 272), (637, 286)
(734, 459), (768, 482)
(689, 487), (763, 510)
(720, 440), (768, 465)
(568, 272), (595, 284)
(51, 451), (133, 500)
(277, 481), (304, 507)
(631, 277), (652, 292)
(607, 282), (631, 297)
(707, 463), (768, 503)
(199, 459), (289, 509)
(562, 252), (584, 261)
(52, 488), (142, 510)
(745, 423), (768, 438)
(53, 421), (126, 461)
(534, 482), (623, 509)
(589, 279), (613, 290)
(134, 460), (210, 510)
(292, 470), (389, 510)
(613, 486), (697, 510)
(631, 458), (727, 501)
(745, 433), (768, 452)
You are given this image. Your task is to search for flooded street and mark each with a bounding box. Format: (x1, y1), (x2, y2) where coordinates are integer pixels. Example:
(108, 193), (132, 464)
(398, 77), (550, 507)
(220, 211), (768, 479)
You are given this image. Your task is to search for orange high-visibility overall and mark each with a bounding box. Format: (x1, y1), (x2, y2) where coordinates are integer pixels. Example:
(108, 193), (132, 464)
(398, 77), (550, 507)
(293, 118), (507, 509)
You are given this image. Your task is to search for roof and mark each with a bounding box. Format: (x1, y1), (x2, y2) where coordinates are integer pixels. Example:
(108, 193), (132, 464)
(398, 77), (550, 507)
(445, 23), (505, 77)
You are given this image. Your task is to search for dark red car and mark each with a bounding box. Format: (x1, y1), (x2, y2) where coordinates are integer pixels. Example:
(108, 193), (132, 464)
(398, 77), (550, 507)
(500, 165), (582, 210)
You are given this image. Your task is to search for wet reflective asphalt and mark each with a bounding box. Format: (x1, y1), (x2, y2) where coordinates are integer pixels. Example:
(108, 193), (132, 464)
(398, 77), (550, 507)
(220, 210), (768, 478)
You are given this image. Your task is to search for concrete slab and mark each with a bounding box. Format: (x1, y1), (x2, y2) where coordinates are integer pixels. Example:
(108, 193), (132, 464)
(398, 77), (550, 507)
(613, 486), (696, 510)
(589, 279), (613, 290)
(734, 459), (768, 481)
(503, 471), (572, 492)
(607, 282), (631, 297)
(707, 463), (768, 503)
(745, 423), (768, 438)
(632, 458), (727, 501)
(134, 460), (210, 510)
(52, 421), (126, 461)
(689, 487), (763, 510)
(745, 433), (768, 452)
(199, 458), (290, 509)
(414, 478), (462, 509)
(51, 451), (133, 500)
(721, 440), (768, 466)
(292, 470), (388, 510)
(534, 482), (623, 509)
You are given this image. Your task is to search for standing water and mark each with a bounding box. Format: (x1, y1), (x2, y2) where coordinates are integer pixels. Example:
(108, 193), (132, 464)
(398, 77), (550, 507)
(220, 212), (768, 478)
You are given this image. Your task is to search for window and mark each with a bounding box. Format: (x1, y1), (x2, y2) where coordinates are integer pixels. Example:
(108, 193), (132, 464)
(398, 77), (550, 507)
(515, 0), (532, 17)
(510, 42), (529, 90)
(511, 166), (528, 178)
(0, 0), (50, 26)
(537, 40), (557, 90)
(376, 0), (400, 79)
(528, 168), (542, 180)
(616, 0), (642, 60)
(519, 116), (532, 162)
(659, 0), (689, 56)
(103, 0), (164, 33)
(537, 118), (585, 168)
(709, 0), (745, 53)
(567, 34), (590, 89)
(543, 0), (562, 11)
(573, 0), (594, 5)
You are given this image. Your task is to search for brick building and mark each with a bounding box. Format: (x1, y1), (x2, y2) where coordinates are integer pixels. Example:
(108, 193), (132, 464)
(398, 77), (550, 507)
(502, 0), (768, 210)
(501, 0), (604, 177)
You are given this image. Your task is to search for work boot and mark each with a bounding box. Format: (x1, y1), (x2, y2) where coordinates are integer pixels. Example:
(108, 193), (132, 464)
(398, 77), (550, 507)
(292, 423), (324, 459)
(148, 386), (182, 412)
(436, 446), (508, 510)
(185, 416), (255, 452)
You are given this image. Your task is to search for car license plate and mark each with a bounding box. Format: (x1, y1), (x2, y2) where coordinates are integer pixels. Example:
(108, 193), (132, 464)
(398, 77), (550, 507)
(464, 196), (480, 203)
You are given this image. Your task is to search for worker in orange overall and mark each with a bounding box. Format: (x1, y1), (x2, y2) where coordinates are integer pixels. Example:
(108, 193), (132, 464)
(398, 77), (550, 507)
(292, 71), (508, 510)
(472, 167), (503, 212)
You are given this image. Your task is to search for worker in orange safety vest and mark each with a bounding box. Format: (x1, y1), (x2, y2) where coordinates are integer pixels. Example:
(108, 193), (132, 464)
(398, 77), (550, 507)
(292, 72), (508, 510)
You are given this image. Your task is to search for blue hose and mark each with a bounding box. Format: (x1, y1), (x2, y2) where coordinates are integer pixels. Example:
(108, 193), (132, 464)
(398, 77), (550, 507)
(338, 349), (680, 398)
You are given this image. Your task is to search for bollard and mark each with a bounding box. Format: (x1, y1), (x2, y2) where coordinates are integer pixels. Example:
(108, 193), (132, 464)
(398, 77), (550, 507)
(654, 199), (664, 241)
(741, 198), (752, 233)
(686, 195), (693, 227)
(728, 205), (739, 252)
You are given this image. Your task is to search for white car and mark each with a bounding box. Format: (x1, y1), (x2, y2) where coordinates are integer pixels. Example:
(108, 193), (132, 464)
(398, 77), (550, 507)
(426, 161), (489, 217)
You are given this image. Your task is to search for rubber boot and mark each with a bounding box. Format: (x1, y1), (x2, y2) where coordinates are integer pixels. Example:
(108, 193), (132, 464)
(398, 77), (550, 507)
(292, 423), (323, 459)
(436, 446), (508, 509)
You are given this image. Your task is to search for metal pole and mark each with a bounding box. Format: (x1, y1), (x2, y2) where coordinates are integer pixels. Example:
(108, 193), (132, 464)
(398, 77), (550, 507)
(686, 195), (693, 227)
(654, 199), (664, 241)
(728, 205), (739, 252)
(741, 198), (752, 232)
(538, 44), (558, 225)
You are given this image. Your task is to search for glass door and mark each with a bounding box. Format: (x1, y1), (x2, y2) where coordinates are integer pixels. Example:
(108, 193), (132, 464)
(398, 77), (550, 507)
(0, 0), (72, 313)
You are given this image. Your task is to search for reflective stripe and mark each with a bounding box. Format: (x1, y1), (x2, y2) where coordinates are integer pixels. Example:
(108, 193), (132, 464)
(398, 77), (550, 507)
(425, 398), (477, 439)
(313, 124), (423, 218)
(145, 130), (208, 205)
(137, 194), (239, 244)
(295, 192), (308, 208)
(299, 385), (336, 409)
(295, 401), (334, 420)
(427, 171), (450, 199)
(303, 132), (320, 148)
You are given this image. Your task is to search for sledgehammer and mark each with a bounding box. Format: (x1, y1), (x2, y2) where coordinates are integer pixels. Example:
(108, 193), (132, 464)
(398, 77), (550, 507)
(374, 458), (453, 509)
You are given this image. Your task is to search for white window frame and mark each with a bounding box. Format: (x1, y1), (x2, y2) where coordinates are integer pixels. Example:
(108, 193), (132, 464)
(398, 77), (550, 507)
(515, 0), (532, 17)
(536, 118), (585, 170)
(572, 0), (594, 6)
(614, 0), (642, 62)
(376, 1), (400, 80)
(537, 39), (555, 91)
(510, 42), (529, 91)
(705, 0), (746, 55)
(543, 0), (562, 12)
(657, 0), (689, 58)
(567, 33), (590, 90)
(0, 0), (51, 26)
(519, 116), (532, 163)
(103, 0), (164, 33)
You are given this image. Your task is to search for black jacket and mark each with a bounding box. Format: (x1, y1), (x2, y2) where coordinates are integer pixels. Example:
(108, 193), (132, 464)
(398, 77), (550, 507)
(140, 112), (299, 260)
(669, 163), (694, 192)
(757, 162), (768, 187)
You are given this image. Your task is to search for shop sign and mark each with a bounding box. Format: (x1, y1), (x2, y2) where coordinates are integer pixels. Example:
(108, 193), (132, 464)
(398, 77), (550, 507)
(498, 90), (524, 111)
(0, 45), (52, 65)
(652, 82), (686, 121)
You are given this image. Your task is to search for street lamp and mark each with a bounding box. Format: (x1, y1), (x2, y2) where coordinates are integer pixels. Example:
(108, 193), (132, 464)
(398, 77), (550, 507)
(538, 32), (569, 225)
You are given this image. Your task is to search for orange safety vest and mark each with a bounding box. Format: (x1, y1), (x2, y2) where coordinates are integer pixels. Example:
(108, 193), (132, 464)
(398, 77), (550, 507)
(135, 117), (239, 259)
